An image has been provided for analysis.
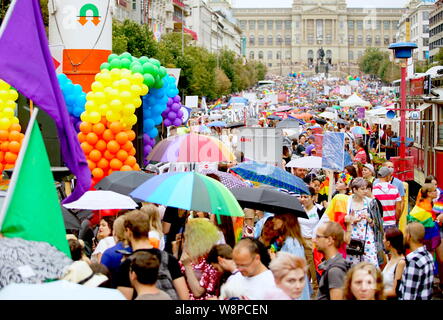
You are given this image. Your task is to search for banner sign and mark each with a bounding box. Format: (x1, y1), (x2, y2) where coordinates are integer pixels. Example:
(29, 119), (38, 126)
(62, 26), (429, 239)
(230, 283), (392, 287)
(322, 132), (345, 171)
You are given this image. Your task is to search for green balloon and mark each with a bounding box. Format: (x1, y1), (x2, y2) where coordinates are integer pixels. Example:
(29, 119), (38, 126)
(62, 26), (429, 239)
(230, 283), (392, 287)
(143, 73), (156, 87)
(100, 62), (110, 70)
(159, 66), (167, 78)
(139, 56), (149, 65)
(107, 53), (119, 63)
(149, 58), (161, 67)
(110, 59), (122, 69)
(131, 64), (144, 74)
(143, 62), (156, 75)
(130, 61), (141, 68)
(120, 52), (132, 61)
(153, 78), (164, 89)
(121, 58), (132, 69)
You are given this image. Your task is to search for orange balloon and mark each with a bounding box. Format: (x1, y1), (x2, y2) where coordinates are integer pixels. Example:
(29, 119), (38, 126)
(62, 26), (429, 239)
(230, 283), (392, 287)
(92, 122), (106, 135)
(107, 140), (120, 153)
(102, 129), (114, 142)
(121, 141), (133, 152)
(86, 132), (99, 145)
(91, 167), (104, 179)
(116, 149), (128, 162)
(126, 130), (136, 141)
(0, 163), (3, 172)
(89, 149), (102, 162)
(109, 158), (123, 170)
(95, 139), (107, 152)
(108, 169), (114, 176)
(132, 163), (140, 171)
(8, 141), (20, 153)
(109, 121), (122, 134)
(115, 132), (128, 145)
(81, 142), (93, 155)
(0, 141), (9, 152)
(128, 147), (136, 156)
(97, 158), (109, 169)
(4, 164), (14, 170)
(9, 123), (21, 132)
(9, 131), (21, 142)
(100, 116), (108, 125)
(0, 130), (9, 141)
(0, 151), (4, 163)
(19, 133), (24, 141)
(78, 132), (86, 143)
(120, 165), (132, 171)
(80, 122), (93, 134)
(103, 150), (114, 160)
(4, 152), (17, 164)
(124, 156), (136, 167)
(87, 159), (96, 171)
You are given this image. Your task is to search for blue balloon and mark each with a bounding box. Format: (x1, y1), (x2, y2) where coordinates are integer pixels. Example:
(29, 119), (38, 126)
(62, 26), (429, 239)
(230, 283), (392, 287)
(144, 118), (155, 129)
(149, 128), (158, 138)
(154, 115), (163, 125)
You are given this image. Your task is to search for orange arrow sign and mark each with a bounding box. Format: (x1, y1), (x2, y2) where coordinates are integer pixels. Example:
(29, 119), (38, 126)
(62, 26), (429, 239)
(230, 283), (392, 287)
(78, 16), (88, 25)
(91, 16), (101, 26)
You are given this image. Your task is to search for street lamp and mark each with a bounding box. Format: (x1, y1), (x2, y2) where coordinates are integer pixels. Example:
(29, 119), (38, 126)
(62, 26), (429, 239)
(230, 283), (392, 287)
(388, 42), (418, 181)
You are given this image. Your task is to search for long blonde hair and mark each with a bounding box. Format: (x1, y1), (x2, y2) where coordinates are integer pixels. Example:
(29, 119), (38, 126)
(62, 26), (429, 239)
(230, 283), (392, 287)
(140, 204), (163, 236)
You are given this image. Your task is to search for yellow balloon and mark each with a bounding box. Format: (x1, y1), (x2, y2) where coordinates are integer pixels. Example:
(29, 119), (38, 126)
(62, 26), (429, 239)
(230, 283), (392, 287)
(8, 90), (18, 101)
(85, 101), (98, 112)
(91, 81), (104, 92)
(99, 72), (112, 85)
(86, 92), (95, 101)
(89, 111), (101, 124)
(131, 73), (144, 85)
(128, 114), (137, 126)
(119, 91), (132, 103)
(11, 117), (19, 125)
(0, 118), (11, 130)
(3, 107), (14, 118)
(0, 90), (8, 100)
(140, 84), (149, 96)
(119, 78), (131, 90)
(0, 80), (10, 91)
(132, 97), (142, 108)
(105, 110), (120, 122)
(120, 69), (132, 78)
(109, 99), (122, 111)
(80, 112), (88, 122)
(94, 91), (106, 104)
(4, 100), (16, 110)
(130, 85), (142, 96)
(122, 103), (135, 115)
(98, 104), (109, 115)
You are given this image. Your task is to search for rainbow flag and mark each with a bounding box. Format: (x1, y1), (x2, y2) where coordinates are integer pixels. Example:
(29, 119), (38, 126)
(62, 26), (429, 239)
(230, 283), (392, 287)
(408, 200), (441, 250)
(209, 99), (222, 111)
(319, 177), (329, 196)
(433, 188), (443, 216)
(233, 216), (244, 243)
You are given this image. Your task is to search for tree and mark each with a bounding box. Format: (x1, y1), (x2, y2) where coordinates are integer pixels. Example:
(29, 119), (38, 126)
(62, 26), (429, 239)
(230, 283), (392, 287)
(433, 48), (443, 66)
(214, 68), (231, 97)
(112, 19), (157, 58)
(359, 48), (386, 77)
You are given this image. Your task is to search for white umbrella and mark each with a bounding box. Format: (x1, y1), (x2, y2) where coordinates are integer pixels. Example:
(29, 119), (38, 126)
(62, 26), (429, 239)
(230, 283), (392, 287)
(63, 190), (138, 210)
(286, 156), (323, 169)
(341, 93), (371, 108)
(318, 111), (338, 120)
(0, 280), (126, 300)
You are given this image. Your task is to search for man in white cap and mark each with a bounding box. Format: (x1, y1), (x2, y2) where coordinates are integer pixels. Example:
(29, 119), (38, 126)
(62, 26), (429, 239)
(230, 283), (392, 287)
(372, 166), (402, 231)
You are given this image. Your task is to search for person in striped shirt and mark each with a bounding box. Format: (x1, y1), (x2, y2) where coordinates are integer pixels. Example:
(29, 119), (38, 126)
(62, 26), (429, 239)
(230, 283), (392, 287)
(372, 167), (402, 230)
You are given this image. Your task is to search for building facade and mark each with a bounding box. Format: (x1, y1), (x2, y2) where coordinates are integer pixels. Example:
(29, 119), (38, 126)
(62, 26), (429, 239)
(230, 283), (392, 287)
(232, 0), (404, 76)
(430, 0), (443, 61)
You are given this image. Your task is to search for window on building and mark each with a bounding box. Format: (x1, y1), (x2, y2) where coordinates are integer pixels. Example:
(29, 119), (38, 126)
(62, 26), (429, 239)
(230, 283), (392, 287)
(348, 35), (354, 45)
(267, 35), (273, 45)
(423, 38), (429, 46)
(249, 20), (256, 30)
(286, 50), (291, 59)
(375, 35), (381, 45)
(357, 21), (363, 30)
(258, 35), (264, 46)
(249, 35), (255, 46)
(267, 20), (273, 30)
(268, 63), (272, 67)
(268, 51), (273, 60)
(285, 20), (292, 30)
(348, 20), (354, 29)
(366, 35), (372, 46)
(392, 21), (398, 29)
(276, 51), (281, 59)
(384, 36), (390, 45)
(377, 21), (381, 30)
(285, 35), (291, 45)
(132, 0), (136, 10)
(357, 35), (363, 45)
(423, 11), (430, 21)
(276, 20), (282, 30)
(295, 21), (300, 28)
(277, 34), (283, 45)
(358, 51), (363, 58)
(250, 51), (254, 59)
(240, 20), (247, 30)
(258, 20), (265, 30)
(423, 24), (429, 33)
(349, 51), (354, 61)
(258, 51), (263, 59)
(384, 21), (390, 30)
(326, 34), (332, 44)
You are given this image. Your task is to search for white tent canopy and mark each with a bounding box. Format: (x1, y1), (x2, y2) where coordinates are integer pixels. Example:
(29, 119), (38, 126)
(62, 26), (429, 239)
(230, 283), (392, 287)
(340, 93), (371, 108)
(366, 107), (388, 116)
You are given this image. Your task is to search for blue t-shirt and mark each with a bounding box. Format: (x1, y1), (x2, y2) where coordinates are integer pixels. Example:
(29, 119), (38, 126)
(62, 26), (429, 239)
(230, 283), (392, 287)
(101, 241), (132, 286)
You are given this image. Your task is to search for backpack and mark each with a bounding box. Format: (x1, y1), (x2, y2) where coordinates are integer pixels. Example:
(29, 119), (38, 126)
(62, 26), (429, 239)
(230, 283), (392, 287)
(156, 250), (179, 300)
(322, 258), (351, 300)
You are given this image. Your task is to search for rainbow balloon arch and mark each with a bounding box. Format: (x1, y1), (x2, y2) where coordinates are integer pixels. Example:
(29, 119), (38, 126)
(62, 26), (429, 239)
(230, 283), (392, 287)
(57, 52), (185, 186)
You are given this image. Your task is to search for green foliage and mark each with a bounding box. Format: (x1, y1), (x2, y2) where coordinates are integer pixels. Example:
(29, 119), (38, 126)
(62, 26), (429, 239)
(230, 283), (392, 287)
(112, 20), (157, 58)
(433, 48), (443, 66)
(359, 48), (400, 83)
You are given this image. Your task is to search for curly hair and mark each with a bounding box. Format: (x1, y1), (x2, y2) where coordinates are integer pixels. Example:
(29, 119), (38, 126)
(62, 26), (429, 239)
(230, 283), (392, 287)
(184, 218), (220, 259)
(343, 262), (385, 300)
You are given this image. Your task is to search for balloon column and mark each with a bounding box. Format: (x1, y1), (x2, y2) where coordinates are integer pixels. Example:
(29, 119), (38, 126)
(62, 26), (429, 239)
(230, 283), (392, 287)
(0, 80), (23, 173)
(57, 74), (86, 132)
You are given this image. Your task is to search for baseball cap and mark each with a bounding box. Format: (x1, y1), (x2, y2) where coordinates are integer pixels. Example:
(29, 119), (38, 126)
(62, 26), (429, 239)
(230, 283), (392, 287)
(377, 166), (393, 178)
(363, 163), (375, 175)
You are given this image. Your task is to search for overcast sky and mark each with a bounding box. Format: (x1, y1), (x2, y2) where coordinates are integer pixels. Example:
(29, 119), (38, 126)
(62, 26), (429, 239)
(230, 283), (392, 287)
(231, 0), (409, 8)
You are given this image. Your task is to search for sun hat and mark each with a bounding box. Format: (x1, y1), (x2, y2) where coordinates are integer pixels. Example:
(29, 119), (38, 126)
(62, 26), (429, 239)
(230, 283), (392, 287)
(62, 261), (108, 287)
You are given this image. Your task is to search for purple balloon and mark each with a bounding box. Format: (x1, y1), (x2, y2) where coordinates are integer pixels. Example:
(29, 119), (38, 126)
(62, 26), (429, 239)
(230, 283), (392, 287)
(171, 103), (181, 112)
(164, 118), (172, 127)
(167, 97), (174, 106)
(173, 95), (181, 103)
(173, 118), (182, 127)
(167, 111), (177, 121)
(161, 110), (168, 118)
(177, 109), (183, 118)
(144, 145), (152, 155)
(143, 133), (150, 144)
(150, 138), (156, 147)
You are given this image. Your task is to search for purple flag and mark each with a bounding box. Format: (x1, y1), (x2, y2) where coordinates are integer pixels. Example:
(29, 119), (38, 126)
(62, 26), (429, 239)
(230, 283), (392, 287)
(0, 0), (90, 203)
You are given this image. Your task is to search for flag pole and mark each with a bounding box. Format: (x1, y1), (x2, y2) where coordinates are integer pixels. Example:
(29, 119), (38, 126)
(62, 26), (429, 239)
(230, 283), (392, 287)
(30, 99), (33, 115)
(0, 107), (39, 227)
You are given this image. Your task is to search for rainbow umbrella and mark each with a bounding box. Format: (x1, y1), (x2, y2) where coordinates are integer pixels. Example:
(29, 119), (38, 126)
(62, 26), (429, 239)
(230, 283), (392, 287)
(130, 172), (244, 223)
(146, 133), (235, 163)
(350, 126), (369, 135)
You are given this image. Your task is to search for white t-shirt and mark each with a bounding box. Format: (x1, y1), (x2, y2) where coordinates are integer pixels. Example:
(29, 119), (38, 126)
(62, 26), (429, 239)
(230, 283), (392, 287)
(298, 205), (321, 239)
(91, 236), (115, 263)
(221, 269), (279, 300)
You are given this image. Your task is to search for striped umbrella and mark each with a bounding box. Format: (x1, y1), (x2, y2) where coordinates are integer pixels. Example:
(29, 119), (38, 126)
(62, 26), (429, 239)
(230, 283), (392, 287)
(230, 161), (309, 195)
(130, 172), (244, 223)
(146, 133), (235, 163)
(200, 169), (251, 189)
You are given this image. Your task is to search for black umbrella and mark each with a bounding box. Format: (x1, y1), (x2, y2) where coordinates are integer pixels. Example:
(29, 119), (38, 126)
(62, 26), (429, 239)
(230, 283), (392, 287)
(94, 171), (154, 196)
(230, 187), (307, 218)
(276, 118), (300, 129)
(314, 117), (327, 125)
(62, 207), (81, 231)
(226, 122), (245, 129)
(336, 119), (349, 125)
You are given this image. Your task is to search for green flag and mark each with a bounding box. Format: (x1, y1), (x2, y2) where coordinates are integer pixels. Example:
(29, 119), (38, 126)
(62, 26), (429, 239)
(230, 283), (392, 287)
(0, 108), (70, 257)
